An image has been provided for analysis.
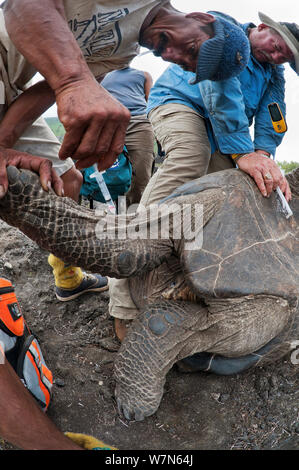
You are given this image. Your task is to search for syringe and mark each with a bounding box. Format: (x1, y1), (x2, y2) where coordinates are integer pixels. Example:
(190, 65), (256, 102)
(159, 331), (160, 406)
(90, 164), (116, 214)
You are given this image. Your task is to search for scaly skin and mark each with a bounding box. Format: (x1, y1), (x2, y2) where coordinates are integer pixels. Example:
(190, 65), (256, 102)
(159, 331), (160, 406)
(0, 165), (298, 422)
(0, 167), (224, 278)
(0, 166), (174, 278)
(114, 300), (207, 421)
(115, 295), (295, 421)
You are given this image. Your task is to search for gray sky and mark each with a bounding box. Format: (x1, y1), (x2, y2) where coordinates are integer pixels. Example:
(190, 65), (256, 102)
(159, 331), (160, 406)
(42, 0), (299, 163)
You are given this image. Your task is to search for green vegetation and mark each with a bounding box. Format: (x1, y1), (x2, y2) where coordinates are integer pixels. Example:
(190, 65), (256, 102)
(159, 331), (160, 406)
(277, 160), (299, 174)
(45, 117), (65, 142)
(44, 117), (299, 176)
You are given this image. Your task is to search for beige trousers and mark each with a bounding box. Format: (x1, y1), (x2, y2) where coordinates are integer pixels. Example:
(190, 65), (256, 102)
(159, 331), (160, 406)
(125, 114), (155, 206)
(109, 103), (235, 320)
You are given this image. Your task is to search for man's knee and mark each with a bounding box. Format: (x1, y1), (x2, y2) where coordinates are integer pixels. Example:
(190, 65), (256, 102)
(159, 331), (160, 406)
(108, 277), (139, 320)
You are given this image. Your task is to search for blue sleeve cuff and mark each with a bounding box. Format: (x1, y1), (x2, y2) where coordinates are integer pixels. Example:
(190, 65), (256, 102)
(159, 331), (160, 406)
(253, 141), (277, 157)
(216, 131), (254, 155)
(253, 134), (284, 157)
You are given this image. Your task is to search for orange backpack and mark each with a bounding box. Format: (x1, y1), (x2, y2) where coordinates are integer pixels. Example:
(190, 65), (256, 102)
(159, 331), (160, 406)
(0, 278), (53, 411)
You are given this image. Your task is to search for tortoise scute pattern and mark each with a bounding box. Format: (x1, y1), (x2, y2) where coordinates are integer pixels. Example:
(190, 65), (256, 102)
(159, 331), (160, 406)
(0, 165), (298, 422)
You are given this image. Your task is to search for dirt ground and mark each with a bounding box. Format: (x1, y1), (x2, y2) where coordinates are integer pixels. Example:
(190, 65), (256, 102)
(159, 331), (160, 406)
(0, 218), (298, 451)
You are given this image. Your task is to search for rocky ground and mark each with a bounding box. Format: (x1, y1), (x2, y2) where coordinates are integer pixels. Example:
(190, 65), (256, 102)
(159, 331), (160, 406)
(0, 219), (298, 451)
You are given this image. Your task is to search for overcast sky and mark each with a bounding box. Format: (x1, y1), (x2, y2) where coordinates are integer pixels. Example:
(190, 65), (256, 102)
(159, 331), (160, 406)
(42, 0), (299, 163)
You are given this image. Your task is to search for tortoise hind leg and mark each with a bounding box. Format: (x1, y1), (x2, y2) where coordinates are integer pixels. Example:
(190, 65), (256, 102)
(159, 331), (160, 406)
(114, 300), (209, 421)
(114, 295), (293, 421)
(179, 306), (297, 375)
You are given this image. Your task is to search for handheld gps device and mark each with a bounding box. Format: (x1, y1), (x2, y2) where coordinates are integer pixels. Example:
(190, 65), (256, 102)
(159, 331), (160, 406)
(268, 102), (288, 134)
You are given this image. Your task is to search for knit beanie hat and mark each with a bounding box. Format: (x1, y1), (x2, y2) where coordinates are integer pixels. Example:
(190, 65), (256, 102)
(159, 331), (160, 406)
(190, 16), (250, 84)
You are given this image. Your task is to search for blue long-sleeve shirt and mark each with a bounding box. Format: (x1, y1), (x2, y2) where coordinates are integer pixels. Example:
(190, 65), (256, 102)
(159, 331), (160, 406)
(147, 12), (286, 157)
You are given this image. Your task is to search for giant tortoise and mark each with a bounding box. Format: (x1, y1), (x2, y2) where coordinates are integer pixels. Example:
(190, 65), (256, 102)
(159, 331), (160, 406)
(0, 166), (298, 422)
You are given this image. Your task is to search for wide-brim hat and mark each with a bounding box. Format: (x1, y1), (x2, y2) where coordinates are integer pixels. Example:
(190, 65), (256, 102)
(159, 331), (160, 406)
(258, 12), (299, 73)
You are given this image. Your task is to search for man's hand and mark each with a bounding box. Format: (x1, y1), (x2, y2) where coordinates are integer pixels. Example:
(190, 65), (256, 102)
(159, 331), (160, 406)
(0, 148), (64, 198)
(237, 152), (292, 201)
(56, 76), (131, 171)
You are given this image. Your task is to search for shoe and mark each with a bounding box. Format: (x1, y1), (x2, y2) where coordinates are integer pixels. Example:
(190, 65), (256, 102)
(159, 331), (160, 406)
(55, 273), (108, 302)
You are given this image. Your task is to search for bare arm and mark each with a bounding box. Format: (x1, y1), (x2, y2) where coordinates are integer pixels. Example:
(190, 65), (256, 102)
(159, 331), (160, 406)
(143, 71), (153, 101)
(4, 0), (88, 93)
(0, 80), (63, 197)
(4, 0), (131, 170)
(0, 355), (81, 450)
(0, 80), (55, 148)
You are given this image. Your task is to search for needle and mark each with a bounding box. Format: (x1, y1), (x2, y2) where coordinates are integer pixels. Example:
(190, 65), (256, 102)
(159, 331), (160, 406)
(90, 164), (116, 214)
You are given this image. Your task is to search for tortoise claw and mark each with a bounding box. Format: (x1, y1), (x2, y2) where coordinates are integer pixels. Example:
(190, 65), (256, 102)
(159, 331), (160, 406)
(117, 397), (132, 421)
(117, 397), (146, 422)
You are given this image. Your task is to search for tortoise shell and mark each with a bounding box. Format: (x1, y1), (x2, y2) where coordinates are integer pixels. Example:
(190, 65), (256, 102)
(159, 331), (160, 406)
(165, 169), (299, 303)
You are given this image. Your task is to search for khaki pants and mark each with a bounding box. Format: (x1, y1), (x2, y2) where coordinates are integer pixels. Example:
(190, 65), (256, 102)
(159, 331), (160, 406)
(109, 103), (235, 320)
(125, 114), (155, 206)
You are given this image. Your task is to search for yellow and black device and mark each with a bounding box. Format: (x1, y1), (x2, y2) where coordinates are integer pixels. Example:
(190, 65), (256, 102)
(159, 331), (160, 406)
(268, 102), (288, 134)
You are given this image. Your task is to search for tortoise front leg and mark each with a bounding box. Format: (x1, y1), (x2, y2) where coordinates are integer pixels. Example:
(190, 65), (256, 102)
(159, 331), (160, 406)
(114, 300), (208, 421)
(0, 167), (173, 278)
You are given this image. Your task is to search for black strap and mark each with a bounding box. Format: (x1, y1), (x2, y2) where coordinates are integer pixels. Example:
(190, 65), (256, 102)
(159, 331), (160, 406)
(0, 286), (14, 295)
